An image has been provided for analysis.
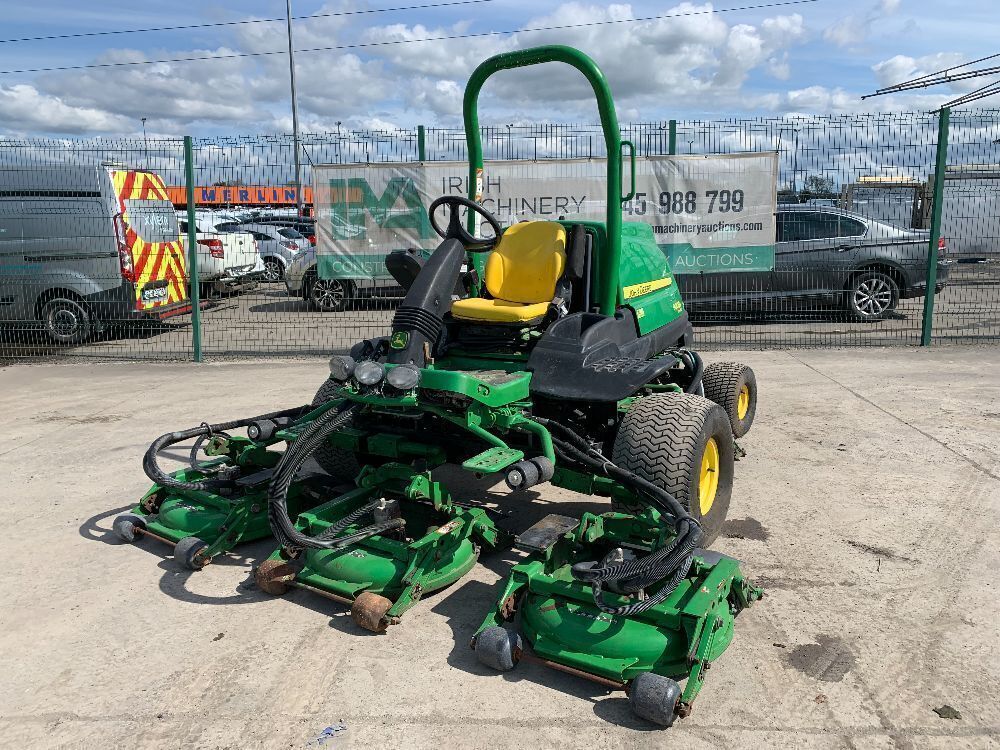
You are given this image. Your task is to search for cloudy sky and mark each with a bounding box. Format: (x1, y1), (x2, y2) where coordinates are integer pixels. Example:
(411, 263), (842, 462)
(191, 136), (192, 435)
(0, 0), (994, 136)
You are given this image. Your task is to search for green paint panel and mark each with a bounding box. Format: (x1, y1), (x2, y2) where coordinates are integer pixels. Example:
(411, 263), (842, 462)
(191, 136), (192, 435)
(617, 221), (685, 335)
(419, 367), (531, 407)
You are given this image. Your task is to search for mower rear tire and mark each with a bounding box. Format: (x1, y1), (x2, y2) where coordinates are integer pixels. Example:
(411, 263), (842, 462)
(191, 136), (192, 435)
(628, 672), (681, 727)
(174, 536), (210, 570)
(702, 362), (757, 437)
(113, 513), (146, 543)
(474, 626), (522, 672)
(611, 393), (734, 547)
(312, 378), (363, 481)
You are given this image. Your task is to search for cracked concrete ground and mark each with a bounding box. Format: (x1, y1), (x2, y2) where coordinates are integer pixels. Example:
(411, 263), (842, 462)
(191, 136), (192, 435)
(0, 348), (997, 749)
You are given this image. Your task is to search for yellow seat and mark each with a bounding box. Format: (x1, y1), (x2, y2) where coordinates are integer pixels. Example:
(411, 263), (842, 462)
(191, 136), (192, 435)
(451, 221), (566, 324)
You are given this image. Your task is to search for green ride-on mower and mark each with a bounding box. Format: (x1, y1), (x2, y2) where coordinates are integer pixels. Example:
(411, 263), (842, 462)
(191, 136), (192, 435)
(118, 44), (762, 727)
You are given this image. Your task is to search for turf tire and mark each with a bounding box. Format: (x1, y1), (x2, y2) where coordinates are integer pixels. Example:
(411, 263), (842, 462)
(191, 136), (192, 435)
(610, 393), (734, 547)
(702, 362), (757, 438)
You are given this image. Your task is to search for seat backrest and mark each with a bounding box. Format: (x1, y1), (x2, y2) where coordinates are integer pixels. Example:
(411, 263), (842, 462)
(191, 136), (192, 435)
(484, 221), (567, 304)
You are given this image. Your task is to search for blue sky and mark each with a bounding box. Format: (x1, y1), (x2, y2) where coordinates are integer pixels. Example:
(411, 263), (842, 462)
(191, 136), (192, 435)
(0, 0), (994, 136)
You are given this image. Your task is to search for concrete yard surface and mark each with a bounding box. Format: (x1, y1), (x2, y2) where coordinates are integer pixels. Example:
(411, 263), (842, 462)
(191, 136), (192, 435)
(0, 348), (998, 749)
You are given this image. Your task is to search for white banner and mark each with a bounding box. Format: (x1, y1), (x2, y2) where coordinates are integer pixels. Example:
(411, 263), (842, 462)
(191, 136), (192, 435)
(312, 153), (777, 279)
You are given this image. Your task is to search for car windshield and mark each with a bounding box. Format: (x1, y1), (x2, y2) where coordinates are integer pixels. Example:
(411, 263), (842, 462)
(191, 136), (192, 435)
(278, 227), (305, 240)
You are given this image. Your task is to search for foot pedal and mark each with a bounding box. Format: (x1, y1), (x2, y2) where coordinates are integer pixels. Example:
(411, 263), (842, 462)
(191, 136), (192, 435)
(462, 446), (524, 474)
(516, 514), (579, 553)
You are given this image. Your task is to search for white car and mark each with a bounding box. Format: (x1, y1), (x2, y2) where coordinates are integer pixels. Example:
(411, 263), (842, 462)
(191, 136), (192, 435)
(178, 213), (262, 294)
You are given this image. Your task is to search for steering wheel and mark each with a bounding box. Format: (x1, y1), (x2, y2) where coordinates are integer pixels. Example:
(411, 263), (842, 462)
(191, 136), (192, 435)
(428, 195), (503, 253)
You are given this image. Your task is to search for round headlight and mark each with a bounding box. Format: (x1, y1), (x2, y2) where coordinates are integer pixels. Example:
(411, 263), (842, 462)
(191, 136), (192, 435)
(329, 354), (356, 382)
(386, 364), (421, 391)
(354, 360), (385, 386)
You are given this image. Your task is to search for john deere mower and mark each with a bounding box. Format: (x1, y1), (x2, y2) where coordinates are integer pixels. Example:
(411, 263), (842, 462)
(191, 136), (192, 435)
(120, 44), (762, 726)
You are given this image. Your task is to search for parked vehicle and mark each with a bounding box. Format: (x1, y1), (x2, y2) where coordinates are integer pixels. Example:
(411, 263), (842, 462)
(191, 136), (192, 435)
(0, 165), (190, 344)
(217, 222), (309, 283)
(256, 216), (317, 246)
(177, 215), (262, 295)
(678, 206), (952, 321)
(284, 245), (408, 312)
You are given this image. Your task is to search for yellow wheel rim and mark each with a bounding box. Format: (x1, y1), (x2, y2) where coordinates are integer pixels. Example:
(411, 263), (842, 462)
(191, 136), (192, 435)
(736, 384), (750, 420)
(699, 437), (720, 516)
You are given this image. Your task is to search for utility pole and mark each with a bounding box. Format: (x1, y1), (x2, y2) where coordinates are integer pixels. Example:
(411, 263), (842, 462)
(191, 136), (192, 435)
(286, 0), (303, 217)
(141, 117), (149, 169)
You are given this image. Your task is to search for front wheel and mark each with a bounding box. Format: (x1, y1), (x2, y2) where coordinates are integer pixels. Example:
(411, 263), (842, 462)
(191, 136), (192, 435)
(40, 296), (92, 345)
(611, 393), (734, 547)
(308, 275), (353, 312)
(846, 271), (898, 321)
(261, 258), (284, 283)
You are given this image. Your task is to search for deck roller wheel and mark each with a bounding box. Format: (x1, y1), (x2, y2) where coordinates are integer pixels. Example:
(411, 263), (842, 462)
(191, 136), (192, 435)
(628, 672), (682, 727)
(474, 626), (522, 672)
(112, 513), (146, 543)
(174, 536), (210, 571)
(702, 362), (757, 438)
(254, 559), (298, 595)
(351, 592), (394, 632)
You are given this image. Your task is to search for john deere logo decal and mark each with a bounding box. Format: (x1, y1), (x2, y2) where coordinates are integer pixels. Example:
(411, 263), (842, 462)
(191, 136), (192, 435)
(390, 331), (409, 349)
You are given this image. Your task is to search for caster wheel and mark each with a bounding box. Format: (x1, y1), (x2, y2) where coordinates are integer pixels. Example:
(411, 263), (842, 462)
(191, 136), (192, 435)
(474, 626), (522, 672)
(628, 673), (682, 727)
(174, 536), (210, 571)
(113, 513), (146, 543)
(255, 559), (297, 595)
(351, 592), (394, 632)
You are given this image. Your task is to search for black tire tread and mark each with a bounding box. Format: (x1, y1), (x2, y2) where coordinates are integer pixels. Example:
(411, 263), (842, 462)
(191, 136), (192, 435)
(702, 361), (756, 437)
(312, 378), (362, 480)
(610, 393), (733, 545)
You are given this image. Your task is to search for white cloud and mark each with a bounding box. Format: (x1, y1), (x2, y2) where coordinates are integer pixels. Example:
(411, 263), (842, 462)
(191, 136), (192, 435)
(0, 83), (131, 134)
(823, 0), (901, 48)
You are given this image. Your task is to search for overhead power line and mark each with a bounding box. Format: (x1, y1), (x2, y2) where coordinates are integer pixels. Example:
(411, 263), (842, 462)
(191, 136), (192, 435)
(862, 51), (1000, 108)
(0, 0), (820, 76)
(0, 0), (498, 45)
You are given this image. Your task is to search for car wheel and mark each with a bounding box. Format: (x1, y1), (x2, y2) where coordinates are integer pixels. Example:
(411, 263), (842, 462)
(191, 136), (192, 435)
(262, 258), (284, 283)
(40, 295), (93, 345)
(309, 275), (352, 312)
(847, 271), (899, 321)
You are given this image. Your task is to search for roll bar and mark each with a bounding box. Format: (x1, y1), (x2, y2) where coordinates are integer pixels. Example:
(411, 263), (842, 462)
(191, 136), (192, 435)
(462, 45), (630, 315)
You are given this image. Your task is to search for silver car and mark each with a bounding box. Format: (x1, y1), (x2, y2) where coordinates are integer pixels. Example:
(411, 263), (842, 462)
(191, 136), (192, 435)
(284, 246), (405, 312)
(217, 222), (310, 283)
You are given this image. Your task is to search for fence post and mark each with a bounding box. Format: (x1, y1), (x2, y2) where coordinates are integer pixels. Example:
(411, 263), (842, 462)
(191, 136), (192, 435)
(920, 107), (949, 346)
(183, 135), (203, 362)
(417, 125), (426, 161)
(668, 120), (677, 155)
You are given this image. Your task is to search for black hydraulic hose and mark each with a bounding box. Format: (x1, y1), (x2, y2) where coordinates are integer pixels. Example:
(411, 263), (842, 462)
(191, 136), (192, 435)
(535, 416), (703, 616)
(673, 348), (704, 394)
(266, 401), (406, 551)
(143, 404), (311, 494)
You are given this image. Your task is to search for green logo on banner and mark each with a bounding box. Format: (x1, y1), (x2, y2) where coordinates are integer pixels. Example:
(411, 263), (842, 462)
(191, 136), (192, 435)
(390, 331), (409, 349)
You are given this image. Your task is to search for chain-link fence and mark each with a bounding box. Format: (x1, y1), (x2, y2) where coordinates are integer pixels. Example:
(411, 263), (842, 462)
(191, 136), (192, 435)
(1, 111), (998, 362)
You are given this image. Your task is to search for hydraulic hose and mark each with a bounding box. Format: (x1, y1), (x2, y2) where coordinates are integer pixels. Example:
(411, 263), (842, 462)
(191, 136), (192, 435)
(143, 404), (312, 494)
(535, 416), (703, 616)
(266, 401), (405, 551)
(671, 348), (704, 394)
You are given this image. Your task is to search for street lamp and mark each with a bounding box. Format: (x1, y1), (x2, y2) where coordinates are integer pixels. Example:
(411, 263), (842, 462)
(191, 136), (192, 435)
(141, 117), (148, 169)
(687, 139), (695, 154)
(286, 0), (303, 217)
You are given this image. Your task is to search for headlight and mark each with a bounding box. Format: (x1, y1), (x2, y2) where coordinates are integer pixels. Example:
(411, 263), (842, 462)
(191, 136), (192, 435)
(386, 364), (420, 391)
(354, 360), (385, 386)
(329, 354), (356, 382)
